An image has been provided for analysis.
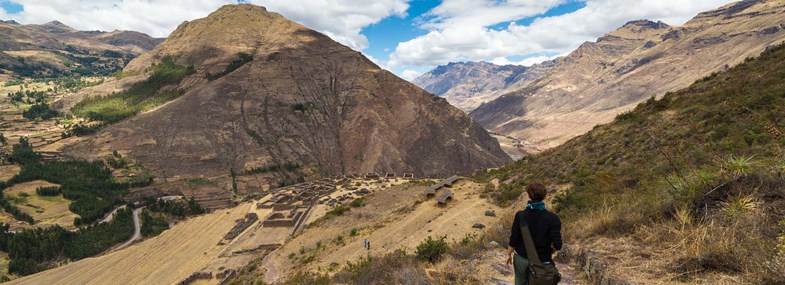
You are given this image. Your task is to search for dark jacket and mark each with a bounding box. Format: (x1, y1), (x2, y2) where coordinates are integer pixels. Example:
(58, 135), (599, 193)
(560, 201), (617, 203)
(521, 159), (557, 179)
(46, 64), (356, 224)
(508, 208), (562, 262)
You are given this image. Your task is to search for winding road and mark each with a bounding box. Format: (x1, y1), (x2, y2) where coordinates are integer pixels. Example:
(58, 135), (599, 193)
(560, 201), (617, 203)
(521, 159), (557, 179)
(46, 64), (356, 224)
(111, 208), (142, 253)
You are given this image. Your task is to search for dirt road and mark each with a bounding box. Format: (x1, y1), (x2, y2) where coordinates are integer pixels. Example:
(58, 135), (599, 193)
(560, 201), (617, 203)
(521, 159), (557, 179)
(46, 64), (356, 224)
(111, 208), (141, 252)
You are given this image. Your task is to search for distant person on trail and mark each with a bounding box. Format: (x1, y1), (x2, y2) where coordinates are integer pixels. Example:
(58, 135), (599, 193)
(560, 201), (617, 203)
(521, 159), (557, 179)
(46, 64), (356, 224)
(506, 183), (563, 285)
(367, 241), (371, 250)
(364, 238), (367, 249)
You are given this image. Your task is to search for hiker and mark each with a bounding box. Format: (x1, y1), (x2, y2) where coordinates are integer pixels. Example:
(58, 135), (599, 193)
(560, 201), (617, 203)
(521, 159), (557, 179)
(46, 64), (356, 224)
(364, 238), (367, 249)
(506, 183), (562, 285)
(367, 240), (371, 250)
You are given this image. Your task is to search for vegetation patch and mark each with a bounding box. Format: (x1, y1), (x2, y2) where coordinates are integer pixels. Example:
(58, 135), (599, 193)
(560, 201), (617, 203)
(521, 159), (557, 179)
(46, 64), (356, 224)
(476, 42), (785, 283)
(0, 208), (134, 276)
(72, 57), (194, 123)
(206, 52), (253, 81)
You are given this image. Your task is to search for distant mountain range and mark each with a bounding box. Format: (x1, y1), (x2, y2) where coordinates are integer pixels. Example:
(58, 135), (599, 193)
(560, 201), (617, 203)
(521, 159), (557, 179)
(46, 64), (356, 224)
(415, 0), (785, 151)
(412, 61), (556, 112)
(61, 4), (511, 179)
(0, 20), (162, 78)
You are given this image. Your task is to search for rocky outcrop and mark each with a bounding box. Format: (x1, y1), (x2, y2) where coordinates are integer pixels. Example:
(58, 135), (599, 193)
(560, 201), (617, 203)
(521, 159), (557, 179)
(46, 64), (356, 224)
(64, 4), (511, 179)
(471, 0), (785, 150)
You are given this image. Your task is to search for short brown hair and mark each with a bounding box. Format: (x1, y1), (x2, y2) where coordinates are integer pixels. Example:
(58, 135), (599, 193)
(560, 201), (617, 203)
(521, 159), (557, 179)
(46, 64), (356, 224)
(526, 183), (547, 201)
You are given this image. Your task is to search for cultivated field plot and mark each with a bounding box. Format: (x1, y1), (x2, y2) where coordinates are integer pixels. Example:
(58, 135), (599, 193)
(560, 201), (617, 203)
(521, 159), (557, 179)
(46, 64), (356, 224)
(4, 180), (78, 230)
(0, 165), (20, 182)
(9, 203), (251, 285)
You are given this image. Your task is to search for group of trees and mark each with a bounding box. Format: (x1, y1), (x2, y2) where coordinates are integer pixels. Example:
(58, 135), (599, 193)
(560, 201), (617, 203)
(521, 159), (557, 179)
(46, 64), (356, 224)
(4, 138), (135, 225)
(7, 90), (46, 104)
(0, 208), (134, 275)
(144, 197), (205, 218)
(22, 103), (59, 120)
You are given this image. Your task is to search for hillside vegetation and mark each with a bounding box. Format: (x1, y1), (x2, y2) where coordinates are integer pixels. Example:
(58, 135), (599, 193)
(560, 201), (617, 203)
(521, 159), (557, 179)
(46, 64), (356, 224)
(71, 57), (193, 123)
(479, 42), (785, 283)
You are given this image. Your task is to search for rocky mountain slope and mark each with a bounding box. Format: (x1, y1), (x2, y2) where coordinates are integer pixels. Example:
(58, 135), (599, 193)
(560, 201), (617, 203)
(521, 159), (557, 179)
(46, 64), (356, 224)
(412, 61), (556, 112)
(470, 0), (785, 150)
(0, 20), (162, 77)
(63, 4), (510, 179)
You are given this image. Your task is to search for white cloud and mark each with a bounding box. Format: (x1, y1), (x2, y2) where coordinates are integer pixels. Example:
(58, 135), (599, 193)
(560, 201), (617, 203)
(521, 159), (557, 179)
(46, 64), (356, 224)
(489, 54), (562, 67)
(2, 0), (408, 51)
(390, 0), (738, 67)
(400, 69), (422, 81)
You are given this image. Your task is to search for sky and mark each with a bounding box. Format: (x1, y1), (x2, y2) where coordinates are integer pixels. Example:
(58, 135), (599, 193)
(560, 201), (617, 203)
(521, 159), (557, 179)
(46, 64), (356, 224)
(0, 0), (738, 80)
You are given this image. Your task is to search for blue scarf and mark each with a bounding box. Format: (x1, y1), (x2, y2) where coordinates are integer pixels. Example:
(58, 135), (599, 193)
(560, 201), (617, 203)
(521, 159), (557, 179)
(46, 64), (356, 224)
(526, 201), (546, 211)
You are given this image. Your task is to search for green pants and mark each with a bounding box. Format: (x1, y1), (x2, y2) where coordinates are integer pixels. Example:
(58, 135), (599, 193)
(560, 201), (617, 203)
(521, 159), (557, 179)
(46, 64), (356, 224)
(513, 252), (530, 285)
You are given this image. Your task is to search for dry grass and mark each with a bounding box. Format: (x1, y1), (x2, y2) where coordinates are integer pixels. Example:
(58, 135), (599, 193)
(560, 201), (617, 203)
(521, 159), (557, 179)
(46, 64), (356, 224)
(3, 180), (78, 229)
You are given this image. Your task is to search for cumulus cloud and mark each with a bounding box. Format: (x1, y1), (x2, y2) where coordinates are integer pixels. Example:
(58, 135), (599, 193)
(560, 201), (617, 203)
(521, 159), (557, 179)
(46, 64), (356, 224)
(390, 0), (737, 67)
(489, 54), (563, 67)
(400, 69), (422, 81)
(1, 0), (408, 51)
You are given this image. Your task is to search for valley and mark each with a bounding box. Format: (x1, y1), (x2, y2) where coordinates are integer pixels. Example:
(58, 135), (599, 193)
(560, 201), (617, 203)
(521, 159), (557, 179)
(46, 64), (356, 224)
(0, 1), (783, 284)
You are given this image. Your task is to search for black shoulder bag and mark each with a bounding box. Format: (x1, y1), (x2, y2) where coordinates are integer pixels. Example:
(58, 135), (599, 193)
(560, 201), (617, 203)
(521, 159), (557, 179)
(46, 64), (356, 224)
(520, 220), (561, 285)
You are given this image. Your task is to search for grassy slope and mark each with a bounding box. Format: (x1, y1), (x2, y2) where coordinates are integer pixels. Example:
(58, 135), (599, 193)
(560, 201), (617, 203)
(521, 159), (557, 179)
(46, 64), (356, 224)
(71, 57), (193, 123)
(479, 43), (785, 282)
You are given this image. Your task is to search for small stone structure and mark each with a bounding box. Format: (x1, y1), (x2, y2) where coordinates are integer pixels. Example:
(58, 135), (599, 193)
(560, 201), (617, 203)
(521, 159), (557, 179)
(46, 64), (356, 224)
(385, 173), (396, 179)
(436, 189), (454, 204)
(177, 272), (212, 285)
(363, 172), (380, 180)
(426, 175), (461, 197)
(224, 213), (258, 240)
(402, 173), (415, 179)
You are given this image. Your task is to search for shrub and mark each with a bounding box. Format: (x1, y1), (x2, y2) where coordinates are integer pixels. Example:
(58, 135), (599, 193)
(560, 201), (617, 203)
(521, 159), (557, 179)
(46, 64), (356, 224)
(416, 235), (449, 263)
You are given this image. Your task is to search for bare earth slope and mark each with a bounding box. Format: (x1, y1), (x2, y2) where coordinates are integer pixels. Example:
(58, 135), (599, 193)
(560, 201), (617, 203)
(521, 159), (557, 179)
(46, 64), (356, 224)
(412, 60), (556, 112)
(64, 4), (510, 178)
(471, 0), (785, 149)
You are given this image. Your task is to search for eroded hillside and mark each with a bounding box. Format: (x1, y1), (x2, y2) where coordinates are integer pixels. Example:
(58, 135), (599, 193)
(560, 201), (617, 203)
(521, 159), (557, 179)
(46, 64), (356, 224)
(471, 0), (785, 150)
(61, 4), (510, 182)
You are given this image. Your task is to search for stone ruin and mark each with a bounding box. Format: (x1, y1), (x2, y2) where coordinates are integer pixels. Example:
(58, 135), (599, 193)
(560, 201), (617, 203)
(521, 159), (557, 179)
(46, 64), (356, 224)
(176, 272), (212, 285)
(257, 179), (339, 234)
(402, 173), (415, 179)
(224, 213), (258, 240)
(363, 172), (380, 180)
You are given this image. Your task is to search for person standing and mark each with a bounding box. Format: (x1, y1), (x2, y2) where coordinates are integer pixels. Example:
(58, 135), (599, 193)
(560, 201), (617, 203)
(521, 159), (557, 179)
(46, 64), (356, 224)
(364, 238), (367, 249)
(506, 183), (563, 285)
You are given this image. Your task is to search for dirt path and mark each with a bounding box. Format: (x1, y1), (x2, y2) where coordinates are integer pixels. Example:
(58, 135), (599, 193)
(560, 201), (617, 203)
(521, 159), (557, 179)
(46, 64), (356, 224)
(111, 208), (141, 252)
(99, 205), (127, 224)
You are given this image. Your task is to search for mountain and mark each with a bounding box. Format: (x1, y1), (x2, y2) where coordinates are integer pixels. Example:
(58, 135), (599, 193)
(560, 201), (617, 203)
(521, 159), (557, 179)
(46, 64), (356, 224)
(62, 4), (511, 179)
(470, 0), (785, 150)
(412, 60), (557, 112)
(481, 41), (785, 284)
(0, 20), (162, 77)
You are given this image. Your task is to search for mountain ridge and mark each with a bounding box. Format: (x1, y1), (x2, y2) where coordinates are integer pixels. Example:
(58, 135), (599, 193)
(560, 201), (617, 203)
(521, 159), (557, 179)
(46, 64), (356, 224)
(470, 0), (785, 150)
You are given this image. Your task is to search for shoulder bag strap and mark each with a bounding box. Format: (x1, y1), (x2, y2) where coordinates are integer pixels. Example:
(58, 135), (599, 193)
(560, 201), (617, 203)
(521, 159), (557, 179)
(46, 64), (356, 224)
(519, 217), (543, 265)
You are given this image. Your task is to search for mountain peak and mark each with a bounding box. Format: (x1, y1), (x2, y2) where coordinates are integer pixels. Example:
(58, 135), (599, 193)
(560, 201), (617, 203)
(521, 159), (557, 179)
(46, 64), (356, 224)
(622, 20), (669, 30)
(39, 20), (76, 33)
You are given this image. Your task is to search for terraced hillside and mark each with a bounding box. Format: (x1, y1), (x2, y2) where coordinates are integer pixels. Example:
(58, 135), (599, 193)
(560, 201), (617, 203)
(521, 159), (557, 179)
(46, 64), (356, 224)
(62, 4), (510, 180)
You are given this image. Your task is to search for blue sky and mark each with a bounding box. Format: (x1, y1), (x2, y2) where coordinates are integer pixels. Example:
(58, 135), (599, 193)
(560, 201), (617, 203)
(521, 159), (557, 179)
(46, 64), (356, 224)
(0, 0), (736, 80)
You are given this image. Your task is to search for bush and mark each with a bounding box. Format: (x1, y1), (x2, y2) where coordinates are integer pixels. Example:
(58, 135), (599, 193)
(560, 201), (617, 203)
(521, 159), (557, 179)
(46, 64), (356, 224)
(326, 204), (350, 217)
(35, 186), (61, 196)
(416, 235), (449, 263)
